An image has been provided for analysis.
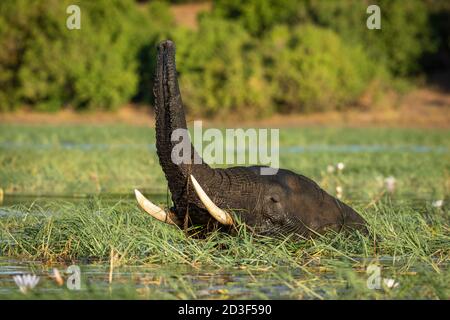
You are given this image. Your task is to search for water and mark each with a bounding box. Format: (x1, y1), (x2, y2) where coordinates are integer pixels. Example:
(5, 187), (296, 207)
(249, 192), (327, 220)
(0, 257), (421, 299)
(0, 258), (308, 299)
(1, 255), (437, 299)
(0, 193), (168, 207)
(0, 193), (438, 211)
(0, 142), (447, 154)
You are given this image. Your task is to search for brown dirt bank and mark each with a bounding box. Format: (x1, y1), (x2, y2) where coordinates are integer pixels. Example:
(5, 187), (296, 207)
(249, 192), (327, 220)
(171, 2), (212, 30)
(1, 88), (449, 128)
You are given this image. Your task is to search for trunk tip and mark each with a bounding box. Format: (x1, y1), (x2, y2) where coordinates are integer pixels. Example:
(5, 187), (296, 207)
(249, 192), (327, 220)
(158, 39), (175, 51)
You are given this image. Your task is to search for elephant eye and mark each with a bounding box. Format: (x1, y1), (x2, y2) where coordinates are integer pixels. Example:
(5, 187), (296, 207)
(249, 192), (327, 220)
(270, 195), (280, 203)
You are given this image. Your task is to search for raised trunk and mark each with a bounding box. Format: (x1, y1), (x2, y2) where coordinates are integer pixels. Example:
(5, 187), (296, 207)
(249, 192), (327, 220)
(153, 40), (218, 220)
(154, 41), (260, 226)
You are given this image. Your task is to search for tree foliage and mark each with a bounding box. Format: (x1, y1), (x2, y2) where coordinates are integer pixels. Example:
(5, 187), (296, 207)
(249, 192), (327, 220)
(0, 0), (444, 115)
(213, 0), (435, 76)
(262, 24), (381, 113)
(172, 17), (272, 117)
(0, 0), (172, 111)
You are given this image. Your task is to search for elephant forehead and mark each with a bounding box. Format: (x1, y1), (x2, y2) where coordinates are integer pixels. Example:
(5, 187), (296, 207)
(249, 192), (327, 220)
(284, 175), (302, 190)
(268, 171), (302, 191)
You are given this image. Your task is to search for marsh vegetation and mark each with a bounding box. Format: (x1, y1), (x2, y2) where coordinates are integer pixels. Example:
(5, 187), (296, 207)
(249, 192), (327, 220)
(0, 124), (448, 299)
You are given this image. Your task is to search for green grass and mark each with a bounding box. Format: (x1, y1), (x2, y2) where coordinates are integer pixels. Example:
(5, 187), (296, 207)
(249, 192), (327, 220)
(0, 198), (448, 299)
(0, 124), (449, 299)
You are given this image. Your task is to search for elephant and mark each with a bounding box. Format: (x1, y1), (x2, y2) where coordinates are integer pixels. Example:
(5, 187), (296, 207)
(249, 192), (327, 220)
(134, 40), (367, 238)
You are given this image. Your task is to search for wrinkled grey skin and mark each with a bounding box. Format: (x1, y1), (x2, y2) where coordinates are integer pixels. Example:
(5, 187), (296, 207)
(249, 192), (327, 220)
(153, 40), (367, 238)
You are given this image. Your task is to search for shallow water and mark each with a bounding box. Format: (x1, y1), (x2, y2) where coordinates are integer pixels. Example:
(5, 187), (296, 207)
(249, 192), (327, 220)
(0, 257), (415, 299)
(0, 193), (167, 207)
(0, 257), (316, 299)
(1, 191), (439, 209)
(0, 142), (447, 154)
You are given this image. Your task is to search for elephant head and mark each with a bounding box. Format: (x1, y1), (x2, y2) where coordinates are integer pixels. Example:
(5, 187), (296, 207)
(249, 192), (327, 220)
(135, 40), (367, 238)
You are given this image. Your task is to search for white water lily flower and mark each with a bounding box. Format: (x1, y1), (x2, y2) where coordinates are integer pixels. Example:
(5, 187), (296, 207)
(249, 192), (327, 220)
(327, 165), (335, 173)
(336, 162), (345, 171)
(13, 274), (40, 294)
(384, 176), (396, 193)
(383, 278), (399, 289)
(432, 200), (444, 208)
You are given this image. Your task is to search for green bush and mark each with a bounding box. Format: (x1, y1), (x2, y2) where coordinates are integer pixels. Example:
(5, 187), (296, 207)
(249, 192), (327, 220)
(171, 20), (384, 116)
(422, 0), (450, 72)
(0, 0), (443, 115)
(308, 0), (435, 76)
(211, 0), (309, 37)
(172, 16), (272, 117)
(0, 0), (172, 111)
(213, 0), (436, 77)
(262, 24), (383, 113)
(134, 1), (175, 105)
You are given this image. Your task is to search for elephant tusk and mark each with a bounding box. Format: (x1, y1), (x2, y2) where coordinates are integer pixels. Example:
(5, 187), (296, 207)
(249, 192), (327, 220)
(190, 175), (234, 225)
(134, 189), (177, 225)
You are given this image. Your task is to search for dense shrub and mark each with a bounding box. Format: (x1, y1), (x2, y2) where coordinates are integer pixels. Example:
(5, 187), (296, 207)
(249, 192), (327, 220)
(262, 24), (383, 113)
(172, 16), (272, 117)
(134, 1), (176, 104)
(213, 0), (436, 77)
(171, 19), (383, 116)
(0, 0), (445, 115)
(0, 0), (172, 111)
(308, 0), (434, 76)
(211, 0), (309, 36)
(421, 0), (450, 73)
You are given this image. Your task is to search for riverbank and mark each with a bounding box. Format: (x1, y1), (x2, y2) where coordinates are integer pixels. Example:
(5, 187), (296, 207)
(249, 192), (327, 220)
(1, 88), (449, 128)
